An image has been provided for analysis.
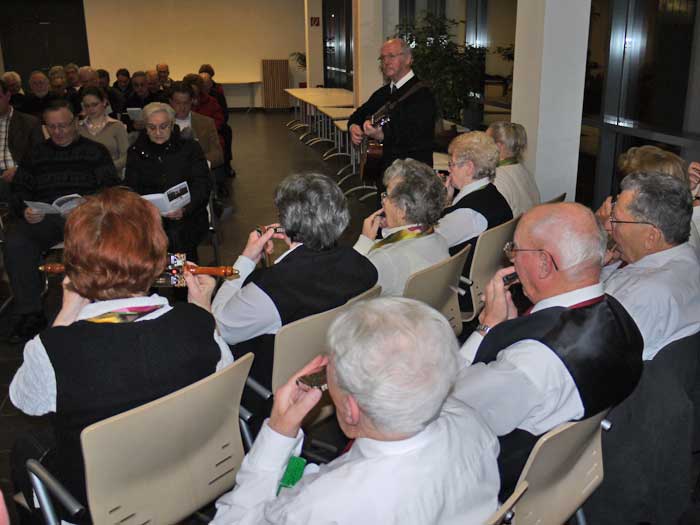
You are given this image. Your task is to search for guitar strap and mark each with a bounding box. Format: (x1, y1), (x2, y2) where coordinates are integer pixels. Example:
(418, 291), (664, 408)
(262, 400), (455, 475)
(373, 80), (431, 122)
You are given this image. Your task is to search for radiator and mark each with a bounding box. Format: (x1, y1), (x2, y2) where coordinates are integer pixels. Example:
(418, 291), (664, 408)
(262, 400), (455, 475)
(262, 59), (290, 109)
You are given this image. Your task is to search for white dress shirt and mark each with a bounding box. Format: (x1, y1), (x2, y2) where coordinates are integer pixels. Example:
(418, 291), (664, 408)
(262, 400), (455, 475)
(454, 284), (607, 436)
(175, 112), (193, 132)
(435, 178), (490, 248)
(10, 294), (233, 416)
(493, 163), (541, 218)
(390, 69), (415, 91)
(690, 211), (700, 259)
(603, 243), (700, 360)
(211, 396), (500, 525)
(211, 247), (306, 345)
(354, 225), (450, 296)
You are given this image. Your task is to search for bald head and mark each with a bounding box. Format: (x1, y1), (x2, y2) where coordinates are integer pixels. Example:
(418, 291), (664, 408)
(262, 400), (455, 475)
(78, 66), (99, 88)
(513, 203), (606, 302)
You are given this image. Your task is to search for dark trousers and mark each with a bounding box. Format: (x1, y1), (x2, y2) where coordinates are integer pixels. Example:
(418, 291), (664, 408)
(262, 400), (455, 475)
(4, 215), (65, 314)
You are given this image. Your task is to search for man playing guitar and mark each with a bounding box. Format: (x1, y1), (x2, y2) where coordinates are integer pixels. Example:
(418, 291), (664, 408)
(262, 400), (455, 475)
(348, 38), (437, 187)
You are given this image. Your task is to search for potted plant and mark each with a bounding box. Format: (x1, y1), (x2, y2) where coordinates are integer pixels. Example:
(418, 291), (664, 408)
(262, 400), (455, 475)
(397, 13), (486, 129)
(289, 52), (307, 87)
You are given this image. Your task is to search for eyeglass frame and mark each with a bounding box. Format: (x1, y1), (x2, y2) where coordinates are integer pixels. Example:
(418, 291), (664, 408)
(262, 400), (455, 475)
(503, 241), (560, 271)
(377, 51), (407, 62)
(608, 199), (656, 229)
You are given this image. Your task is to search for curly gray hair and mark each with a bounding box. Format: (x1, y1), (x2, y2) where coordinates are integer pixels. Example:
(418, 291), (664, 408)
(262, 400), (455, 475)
(274, 173), (350, 250)
(620, 171), (692, 245)
(382, 159), (446, 227)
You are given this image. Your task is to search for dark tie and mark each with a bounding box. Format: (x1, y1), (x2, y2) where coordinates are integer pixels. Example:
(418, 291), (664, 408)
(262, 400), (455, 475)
(390, 84), (397, 95)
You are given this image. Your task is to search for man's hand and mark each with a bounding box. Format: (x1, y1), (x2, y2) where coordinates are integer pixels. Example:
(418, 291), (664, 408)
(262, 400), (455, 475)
(184, 269), (216, 313)
(478, 266), (518, 330)
(595, 196), (613, 232)
(24, 207), (45, 224)
(164, 208), (184, 220)
(269, 355), (327, 438)
(688, 161), (700, 194)
(362, 120), (384, 142)
(361, 209), (386, 241)
(349, 123), (364, 146)
(241, 225), (283, 264)
(53, 277), (90, 327)
(1, 167), (17, 183)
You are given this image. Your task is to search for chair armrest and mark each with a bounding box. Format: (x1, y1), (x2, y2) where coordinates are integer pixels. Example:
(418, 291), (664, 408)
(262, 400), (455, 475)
(26, 459), (86, 525)
(483, 481), (529, 525)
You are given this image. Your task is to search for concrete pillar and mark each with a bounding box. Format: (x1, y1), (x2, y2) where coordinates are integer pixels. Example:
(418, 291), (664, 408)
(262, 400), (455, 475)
(352, 0), (384, 106)
(305, 0), (324, 87)
(383, 1), (400, 40)
(511, 0), (592, 202)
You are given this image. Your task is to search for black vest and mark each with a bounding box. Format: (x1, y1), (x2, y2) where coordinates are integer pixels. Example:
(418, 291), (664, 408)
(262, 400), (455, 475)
(42, 303), (221, 508)
(442, 183), (512, 309)
(473, 295), (643, 500)
(235, 245), (378, 388)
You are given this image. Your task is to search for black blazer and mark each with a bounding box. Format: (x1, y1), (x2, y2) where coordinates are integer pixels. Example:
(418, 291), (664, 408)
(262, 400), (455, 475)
(8, 110), (43, 166)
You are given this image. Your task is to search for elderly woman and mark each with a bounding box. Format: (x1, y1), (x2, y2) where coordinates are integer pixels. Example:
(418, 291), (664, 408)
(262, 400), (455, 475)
(486, 121), (541, 217)
(9, 187), (232, 515)
(125, 102), (211, 262)
(188, 172), (377, 388)
(354, 159), (449, 297)
(78, 87), (129, 175)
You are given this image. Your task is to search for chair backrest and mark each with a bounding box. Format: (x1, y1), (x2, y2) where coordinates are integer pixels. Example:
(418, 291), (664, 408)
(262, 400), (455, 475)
(465, 215), (520, 321)
(271, 285), (381, 391)
(80, 353), (254, 525)
(543, 192), (567, 204)
(485, 410), (608, 525)
(402, 245), (471, 335)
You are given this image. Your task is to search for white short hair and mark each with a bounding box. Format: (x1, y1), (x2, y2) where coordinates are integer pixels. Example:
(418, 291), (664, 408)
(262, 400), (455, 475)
(142, 102), (175, 123)
(328, 297), (458, 435)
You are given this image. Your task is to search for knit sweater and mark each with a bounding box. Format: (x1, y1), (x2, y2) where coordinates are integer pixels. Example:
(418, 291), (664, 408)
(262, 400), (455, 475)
(12, 136), (120, 216)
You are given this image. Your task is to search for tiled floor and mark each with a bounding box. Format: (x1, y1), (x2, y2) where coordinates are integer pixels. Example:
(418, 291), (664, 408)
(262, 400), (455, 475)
(0, 110), (374, 521)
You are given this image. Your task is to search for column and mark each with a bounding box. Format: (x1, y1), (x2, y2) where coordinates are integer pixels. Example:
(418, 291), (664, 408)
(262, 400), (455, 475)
(305, 0), (324, 88)
(510, 0), (592, 202)
(352, 0), (384, 106)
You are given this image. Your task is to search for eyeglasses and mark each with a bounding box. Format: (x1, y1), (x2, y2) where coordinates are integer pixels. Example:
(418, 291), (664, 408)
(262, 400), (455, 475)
(503, 241), (560, 271)
(380, 191), (390, 201)
(447, 159), (467, 169)
(609, 201), (655, 228)
(377, 52), (405, 62)
(146, 123), (171, 132)
(46, 121), (74, 131)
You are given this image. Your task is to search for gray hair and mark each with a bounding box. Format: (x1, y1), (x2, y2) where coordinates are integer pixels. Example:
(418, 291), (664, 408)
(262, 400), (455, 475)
(383, 159), (446, 226)
(48, 65), (65, 80)
(274, 173), (349, 250)
(1, 71), (21, 86)
(529, 203), (607, 270)
(448, 131), (500, 181)
(488, 121), (528, 161)
(620, 171), (692, 245)
(142, 102), (175, 123)
(328, 297), (458, 435)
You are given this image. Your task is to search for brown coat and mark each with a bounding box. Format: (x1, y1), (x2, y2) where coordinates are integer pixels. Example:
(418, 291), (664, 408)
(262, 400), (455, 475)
(190, 112), (223, 169)
(9, 110), (43, 165)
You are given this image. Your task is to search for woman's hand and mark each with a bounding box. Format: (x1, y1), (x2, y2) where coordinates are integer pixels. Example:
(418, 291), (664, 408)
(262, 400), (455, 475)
(444, 174), (456, 204)
(361, 209), (386, 241)
(269, 355), (327, 438)
(688, 161), (700, 195)
(52, 277), (90, 327)
(184, 269), (216, 313)
(164, 208), (184, 220)
(241, 226), (280, 264)
(24, 207), (45, 224)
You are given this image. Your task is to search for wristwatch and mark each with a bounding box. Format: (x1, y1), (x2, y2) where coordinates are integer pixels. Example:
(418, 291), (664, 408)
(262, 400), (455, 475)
(476, 323), (491, 336)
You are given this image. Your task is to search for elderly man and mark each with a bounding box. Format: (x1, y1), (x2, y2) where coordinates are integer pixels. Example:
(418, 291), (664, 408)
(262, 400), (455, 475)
(0, 79), (43, 200)
(211, 297), (500, 524)
(1, 72), (26, 111)
(454, 202), (644, 500)
(77, 66), (99, 90)
(156, 63), (173, 90)
(145, 70), (167, 102)
(348, 38), (436, 179)
(602, 172), (700, 360)
(186, 173), (377, 389)
(22, 71), (53, 117)
(4, 99), (119, 342)
(64, 63), (80, 89)
(96, 69), (125, 115)
(125, 71), (162, 132)
(169, 81), (223, 170)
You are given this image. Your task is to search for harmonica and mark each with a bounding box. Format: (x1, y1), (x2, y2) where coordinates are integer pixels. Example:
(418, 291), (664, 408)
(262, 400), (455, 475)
(502, 272), (519, 286)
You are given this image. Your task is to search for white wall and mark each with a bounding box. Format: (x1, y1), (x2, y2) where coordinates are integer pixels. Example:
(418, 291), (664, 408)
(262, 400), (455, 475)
(305, 0), (324, 87)
(83, 0), (306, 108)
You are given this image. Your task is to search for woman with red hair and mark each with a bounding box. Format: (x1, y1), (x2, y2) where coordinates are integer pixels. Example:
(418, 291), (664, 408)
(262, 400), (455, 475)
(9, 187), (232, 518)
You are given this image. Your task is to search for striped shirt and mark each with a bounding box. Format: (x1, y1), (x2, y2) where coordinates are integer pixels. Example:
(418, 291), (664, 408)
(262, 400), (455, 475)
(0, 107), (14, 171)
